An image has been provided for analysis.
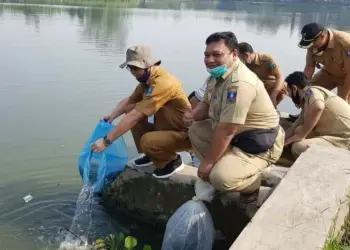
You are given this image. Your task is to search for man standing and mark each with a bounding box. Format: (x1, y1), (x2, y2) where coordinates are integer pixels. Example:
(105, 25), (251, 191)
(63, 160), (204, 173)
(284, 71), (350, 158)
(300, 22), (350, 103)
(91, 45), (192, 178)
(237, 42), (287, 107)
(185, 32), (285, 202)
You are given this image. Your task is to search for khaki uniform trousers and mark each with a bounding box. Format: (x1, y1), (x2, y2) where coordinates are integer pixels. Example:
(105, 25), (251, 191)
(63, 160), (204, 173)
(291, 126), (350, 158)
(127, 102), (192, 169)
(188, 119), (270, 193)
(310, 70), (349, 102)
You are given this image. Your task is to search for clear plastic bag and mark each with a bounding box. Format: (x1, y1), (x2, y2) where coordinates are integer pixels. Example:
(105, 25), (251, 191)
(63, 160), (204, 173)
(78, 120), (128, 193)
(193, 178), (216, 202)
(161, 178), (215, 250)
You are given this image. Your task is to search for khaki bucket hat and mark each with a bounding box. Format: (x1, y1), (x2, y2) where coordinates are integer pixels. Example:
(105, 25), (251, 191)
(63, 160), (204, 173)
(119, 46), (161, 69)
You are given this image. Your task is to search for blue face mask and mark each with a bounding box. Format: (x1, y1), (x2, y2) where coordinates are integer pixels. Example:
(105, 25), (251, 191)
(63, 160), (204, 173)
(207, 65), (228, 78)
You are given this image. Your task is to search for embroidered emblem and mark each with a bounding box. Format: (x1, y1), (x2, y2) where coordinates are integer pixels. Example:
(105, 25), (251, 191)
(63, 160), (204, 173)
(227, 91), (237, 102)
(306, 89), (313, 96)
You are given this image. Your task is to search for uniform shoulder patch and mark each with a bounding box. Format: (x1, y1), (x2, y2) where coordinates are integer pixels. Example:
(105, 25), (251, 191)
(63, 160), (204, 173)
(268, 61), (276, 70)
(306, 89), (313, 96)
(144, 87), (154, 96)
(227, 90), (237, 102)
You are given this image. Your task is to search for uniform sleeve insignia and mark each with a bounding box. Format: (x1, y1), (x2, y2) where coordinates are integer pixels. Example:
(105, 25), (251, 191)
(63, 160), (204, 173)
(144, 87), (153, 96)
(306, 89), (313, 95)
(268, 61), (276, 69)
(227, 91), (237, 102)
(346, 50), (350, 57)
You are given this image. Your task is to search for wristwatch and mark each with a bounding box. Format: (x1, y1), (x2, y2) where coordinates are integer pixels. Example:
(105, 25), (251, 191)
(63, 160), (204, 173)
(103, 135), (112, 147)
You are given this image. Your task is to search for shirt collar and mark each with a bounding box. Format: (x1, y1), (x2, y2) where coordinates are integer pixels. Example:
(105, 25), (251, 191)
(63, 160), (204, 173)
(221, 58), (241, 80)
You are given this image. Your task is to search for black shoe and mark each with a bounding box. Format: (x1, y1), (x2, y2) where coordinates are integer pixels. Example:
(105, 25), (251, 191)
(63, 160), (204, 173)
(152, 155), (184, 179)
(133, 155), (153, 167)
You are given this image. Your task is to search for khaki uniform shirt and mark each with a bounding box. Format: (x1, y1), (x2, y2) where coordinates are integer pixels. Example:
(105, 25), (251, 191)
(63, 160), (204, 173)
(129, 66), (190, 132)
(203, 59), (284, 162)
(294, 86), (350, 148)
(245, 53), (286, 94)
(306, 29), (350, 78)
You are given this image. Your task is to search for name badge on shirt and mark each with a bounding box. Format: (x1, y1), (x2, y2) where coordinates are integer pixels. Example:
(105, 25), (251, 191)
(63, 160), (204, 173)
(148, 115), (155, 124)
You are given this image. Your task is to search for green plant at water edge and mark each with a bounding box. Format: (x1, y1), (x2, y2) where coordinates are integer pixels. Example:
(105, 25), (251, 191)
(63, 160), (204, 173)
(324, 194), (350, 250)
(93, 233), (152, 250)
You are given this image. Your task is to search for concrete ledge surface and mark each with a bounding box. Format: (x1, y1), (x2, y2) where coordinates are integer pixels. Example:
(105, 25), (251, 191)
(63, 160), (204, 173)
(229, 145), (350, 250)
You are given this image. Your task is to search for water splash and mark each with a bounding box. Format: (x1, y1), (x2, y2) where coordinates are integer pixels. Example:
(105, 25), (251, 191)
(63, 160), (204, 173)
(58, 184), (95, 250)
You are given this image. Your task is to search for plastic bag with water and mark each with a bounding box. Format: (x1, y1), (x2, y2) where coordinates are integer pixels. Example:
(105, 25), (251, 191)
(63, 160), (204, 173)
(161, 178), (215, 250)
(78, 120), (128, 193)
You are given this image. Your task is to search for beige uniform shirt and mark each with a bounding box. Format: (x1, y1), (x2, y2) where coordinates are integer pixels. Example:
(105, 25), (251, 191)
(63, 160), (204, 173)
(246, 52), (285, 94)
(203, 59), (284, 162)
(294, 86), (350, 148)
(306, 29), (350, 78)
(129, 66), (190, 132)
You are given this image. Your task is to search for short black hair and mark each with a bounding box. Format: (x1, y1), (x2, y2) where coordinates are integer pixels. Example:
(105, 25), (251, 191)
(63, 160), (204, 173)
(238, 42), (254, 54)
(285, 71), (309, 89)
(205, 31), (238, 51)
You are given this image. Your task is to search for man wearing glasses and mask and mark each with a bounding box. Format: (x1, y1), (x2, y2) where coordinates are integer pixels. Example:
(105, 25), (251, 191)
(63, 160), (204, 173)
(91, 46), (192, 179)
(300, 22), (350, 103)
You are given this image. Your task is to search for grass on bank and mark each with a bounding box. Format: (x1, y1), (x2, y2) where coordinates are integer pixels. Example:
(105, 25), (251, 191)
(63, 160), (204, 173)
(324, 194), (350, 250)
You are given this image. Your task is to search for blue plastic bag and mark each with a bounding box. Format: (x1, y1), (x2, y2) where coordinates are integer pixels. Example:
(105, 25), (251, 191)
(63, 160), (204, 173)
(78, 120), (128, 193)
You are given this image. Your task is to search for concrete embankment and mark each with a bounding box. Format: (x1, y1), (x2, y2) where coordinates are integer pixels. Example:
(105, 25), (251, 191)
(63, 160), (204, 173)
(229, 145), (350, 250)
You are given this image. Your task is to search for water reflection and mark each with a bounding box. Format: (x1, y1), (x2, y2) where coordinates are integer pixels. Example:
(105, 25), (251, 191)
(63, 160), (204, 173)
(2, 2), (350, 51)
(78, 8), (130, 55)
(0, 5), (130, 54)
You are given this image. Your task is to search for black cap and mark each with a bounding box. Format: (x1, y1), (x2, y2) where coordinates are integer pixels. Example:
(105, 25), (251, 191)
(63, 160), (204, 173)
(298, 22), (325, 49)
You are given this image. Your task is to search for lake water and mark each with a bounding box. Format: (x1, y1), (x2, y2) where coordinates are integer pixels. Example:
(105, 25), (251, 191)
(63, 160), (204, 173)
(1, 2), (350, 249)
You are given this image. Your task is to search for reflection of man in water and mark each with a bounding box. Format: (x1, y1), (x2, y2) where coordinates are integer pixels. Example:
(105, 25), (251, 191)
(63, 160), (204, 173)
(300, 22), (350, 103)
(91, 46), (191, 179)
(284, 71), (350, 159)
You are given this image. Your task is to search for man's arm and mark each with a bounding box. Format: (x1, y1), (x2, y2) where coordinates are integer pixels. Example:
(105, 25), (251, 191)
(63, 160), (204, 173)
(285, 109), (305, 139)
(267, 59), (284, 105)
(108, 97), (131, 120)
(189, 95), (200, 109)
(304, 66), (315, 80)
(304, 49), (316, 79)
(341, 45), (350, 101)
(202, 82), (256, 165)
(192, 102), (209, 121)
(297, 100), (325, 138)
(341, 73), (350, 102)
(108, 83), (144, 119)
(107, 109), (144, 142)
